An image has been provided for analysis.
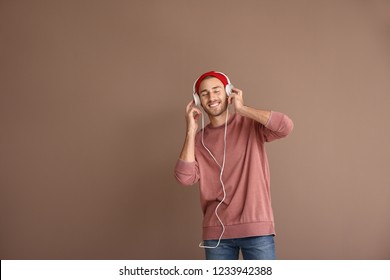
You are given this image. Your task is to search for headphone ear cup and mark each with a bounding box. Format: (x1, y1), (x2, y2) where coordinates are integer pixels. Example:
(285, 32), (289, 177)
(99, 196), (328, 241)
(193, 93), (200, 106)
(225, 84), (233, 97)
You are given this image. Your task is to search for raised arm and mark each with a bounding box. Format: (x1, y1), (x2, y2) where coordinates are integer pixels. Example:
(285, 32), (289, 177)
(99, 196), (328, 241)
(229, 87), (271, 125)
(229, 87), (293, 141)
(174, 100), (202, 186)
(178, 100), (202, 162)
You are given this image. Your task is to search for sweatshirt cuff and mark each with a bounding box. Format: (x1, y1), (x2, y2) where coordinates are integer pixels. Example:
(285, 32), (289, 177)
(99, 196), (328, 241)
(175, 159), (197, 173)
(265, 111), (285, 131)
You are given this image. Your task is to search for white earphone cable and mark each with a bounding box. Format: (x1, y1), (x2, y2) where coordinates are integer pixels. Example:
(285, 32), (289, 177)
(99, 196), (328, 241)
(199, 108), (229, 249)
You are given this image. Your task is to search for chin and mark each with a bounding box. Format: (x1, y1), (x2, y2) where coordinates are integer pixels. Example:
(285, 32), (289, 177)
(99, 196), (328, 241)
(202, 102), (228, 117)
(206, 107), (227, 117)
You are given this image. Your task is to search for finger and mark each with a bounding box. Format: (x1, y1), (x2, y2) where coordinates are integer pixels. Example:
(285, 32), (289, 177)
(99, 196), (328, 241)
(232, 88), (242, 95)
(186, 100), (195, 112)
(192, 107), (202, 116)
(194, 111), (201, 121)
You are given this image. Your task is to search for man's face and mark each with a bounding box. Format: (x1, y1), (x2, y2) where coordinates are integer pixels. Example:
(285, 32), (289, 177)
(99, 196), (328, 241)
(198, 77), (228, 117)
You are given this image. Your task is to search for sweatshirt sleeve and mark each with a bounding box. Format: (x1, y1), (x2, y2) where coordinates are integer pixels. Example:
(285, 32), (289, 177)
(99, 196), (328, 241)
(174, 159), (200, 186)
(262, 111), (294, 142)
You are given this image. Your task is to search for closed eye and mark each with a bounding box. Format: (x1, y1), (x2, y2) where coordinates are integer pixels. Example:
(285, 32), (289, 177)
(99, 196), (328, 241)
(199, 86), (222, 96)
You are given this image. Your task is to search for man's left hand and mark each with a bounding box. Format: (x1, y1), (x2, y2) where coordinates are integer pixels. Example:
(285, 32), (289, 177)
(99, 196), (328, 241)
(229, 87), (244, 113)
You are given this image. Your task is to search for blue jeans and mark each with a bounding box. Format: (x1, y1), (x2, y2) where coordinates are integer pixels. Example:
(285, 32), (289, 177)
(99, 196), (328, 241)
(204, 235), (276, 260)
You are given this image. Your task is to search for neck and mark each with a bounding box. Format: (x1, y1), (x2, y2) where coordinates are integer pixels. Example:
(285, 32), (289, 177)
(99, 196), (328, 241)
(209, 109), (229, 127)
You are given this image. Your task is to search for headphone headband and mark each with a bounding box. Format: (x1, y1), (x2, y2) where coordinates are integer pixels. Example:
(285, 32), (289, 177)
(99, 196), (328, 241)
(192, 71), (231, 94)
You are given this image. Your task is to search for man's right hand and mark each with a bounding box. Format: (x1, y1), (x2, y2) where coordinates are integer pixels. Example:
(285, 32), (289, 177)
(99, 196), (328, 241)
(179, 100), (201, 162)
(185, 100), (202, 135)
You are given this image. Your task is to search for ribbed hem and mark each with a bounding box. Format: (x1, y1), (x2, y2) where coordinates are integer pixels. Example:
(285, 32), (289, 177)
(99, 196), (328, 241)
(202, 221), (275, 240)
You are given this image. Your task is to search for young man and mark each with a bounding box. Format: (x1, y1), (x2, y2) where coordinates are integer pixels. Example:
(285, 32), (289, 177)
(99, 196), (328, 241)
(174, 71), (294, 260)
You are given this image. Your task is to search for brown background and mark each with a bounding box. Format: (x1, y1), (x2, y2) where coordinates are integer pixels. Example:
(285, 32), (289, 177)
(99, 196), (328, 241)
(1, 0), (390, 260)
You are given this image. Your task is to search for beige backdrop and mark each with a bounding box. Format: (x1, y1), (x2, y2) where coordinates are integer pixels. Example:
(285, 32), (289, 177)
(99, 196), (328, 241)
(1, 0), (389, 260)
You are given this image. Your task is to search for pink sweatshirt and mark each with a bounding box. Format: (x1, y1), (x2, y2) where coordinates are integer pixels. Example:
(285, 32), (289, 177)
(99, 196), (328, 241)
(174, 111), (294, 240)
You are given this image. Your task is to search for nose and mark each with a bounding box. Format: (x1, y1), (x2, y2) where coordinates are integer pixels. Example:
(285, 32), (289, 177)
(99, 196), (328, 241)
(209, 90), (219, 100)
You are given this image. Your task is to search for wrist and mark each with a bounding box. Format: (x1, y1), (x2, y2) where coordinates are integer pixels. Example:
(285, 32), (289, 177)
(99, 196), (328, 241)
(235, 105), (271, 125)
(186, 129), (197, 138)
(235, 104), (247, 115)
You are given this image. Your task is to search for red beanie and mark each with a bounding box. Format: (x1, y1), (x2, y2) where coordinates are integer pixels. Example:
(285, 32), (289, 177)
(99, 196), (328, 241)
(194, 71), (229, 94)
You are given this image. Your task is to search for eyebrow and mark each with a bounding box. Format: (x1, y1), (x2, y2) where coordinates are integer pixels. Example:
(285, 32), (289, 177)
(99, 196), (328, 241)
(199, 86), (222, 94)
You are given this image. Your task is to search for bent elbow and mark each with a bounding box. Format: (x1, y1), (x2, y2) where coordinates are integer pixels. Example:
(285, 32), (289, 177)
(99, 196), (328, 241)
(174, 172), (198, 186)
(283, 117), (294, 137)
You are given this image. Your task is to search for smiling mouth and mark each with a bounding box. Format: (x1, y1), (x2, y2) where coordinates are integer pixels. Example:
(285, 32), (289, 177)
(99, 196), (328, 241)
(208, 101), (220, 108)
